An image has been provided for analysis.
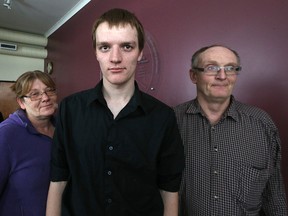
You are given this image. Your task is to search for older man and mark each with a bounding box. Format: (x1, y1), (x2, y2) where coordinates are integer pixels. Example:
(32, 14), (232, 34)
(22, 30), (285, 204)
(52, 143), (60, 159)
(174, 44), (287, 215)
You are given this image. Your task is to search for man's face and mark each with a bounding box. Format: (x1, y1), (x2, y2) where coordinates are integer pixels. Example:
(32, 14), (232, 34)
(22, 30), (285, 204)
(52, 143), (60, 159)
(190, 46), (239, 103)
(95, 22), (143, 87)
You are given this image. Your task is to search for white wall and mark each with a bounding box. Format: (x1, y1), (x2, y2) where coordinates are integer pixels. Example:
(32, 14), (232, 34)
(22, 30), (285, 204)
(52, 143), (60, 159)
(0, 28), (47, 81)
(0, 54), (44, 81)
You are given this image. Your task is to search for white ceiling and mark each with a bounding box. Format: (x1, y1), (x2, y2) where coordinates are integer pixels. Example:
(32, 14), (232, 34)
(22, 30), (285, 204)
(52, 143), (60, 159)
(0, 0), (90, 37)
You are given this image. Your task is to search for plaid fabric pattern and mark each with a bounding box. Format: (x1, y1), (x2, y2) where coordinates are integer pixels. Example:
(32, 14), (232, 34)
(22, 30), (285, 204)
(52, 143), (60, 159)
(174, 96), (287, 216)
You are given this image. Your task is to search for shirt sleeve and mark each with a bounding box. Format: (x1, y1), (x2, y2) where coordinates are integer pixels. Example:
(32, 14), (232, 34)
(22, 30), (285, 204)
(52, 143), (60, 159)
(50, 101), (70, 181)
(261, 128), (288, 215)
(157, 109), (185, 192)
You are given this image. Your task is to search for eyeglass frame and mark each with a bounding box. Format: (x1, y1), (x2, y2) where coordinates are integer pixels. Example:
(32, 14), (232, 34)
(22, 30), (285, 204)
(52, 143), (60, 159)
(192, 65), (242, 76)
(22, 87), (57, 101)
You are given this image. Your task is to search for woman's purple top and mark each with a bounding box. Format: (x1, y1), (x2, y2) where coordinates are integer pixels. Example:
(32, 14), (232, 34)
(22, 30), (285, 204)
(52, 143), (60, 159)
(0, 109), (53, 216)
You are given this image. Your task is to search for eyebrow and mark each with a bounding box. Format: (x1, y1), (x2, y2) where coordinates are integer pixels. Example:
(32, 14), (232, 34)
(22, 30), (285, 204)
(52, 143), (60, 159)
(96, 41), (137, 46)
(95, 42), (109, 47)
(203, 60), (238, 66)
(29, 87), (51, 92)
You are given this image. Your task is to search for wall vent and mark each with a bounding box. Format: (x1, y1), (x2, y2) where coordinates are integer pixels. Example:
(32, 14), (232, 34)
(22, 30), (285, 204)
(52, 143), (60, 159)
(0, 42), (17, 51)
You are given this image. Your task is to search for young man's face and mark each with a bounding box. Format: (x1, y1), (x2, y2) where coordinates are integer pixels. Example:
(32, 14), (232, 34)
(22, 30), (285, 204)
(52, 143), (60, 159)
(95, 22), (143, 87)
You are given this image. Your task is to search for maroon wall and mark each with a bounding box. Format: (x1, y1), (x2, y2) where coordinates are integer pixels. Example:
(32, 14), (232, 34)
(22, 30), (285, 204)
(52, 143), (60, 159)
(47, 0), (288, 199)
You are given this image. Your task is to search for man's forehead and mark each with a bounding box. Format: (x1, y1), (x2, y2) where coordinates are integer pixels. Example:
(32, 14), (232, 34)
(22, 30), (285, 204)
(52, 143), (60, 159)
(95, 23), (137, 40)
(200, 46), (237, 62)
(96, 22), (136, 33)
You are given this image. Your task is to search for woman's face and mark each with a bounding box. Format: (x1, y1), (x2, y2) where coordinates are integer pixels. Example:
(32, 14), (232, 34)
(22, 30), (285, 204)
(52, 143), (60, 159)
(18, 79), (57, 121)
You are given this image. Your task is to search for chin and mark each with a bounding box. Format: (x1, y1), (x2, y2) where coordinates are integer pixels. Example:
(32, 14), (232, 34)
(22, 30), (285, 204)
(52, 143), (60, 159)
(41, 108), (56, 116)
(110, 79), (131, 86)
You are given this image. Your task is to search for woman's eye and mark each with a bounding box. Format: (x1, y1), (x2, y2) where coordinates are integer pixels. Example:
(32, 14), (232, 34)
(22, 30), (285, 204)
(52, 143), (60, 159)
(30, 92), (40, 97)
(46, 89), (54, 93)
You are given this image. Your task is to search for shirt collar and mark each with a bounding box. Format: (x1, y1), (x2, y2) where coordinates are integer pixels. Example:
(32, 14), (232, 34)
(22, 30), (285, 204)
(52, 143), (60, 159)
(186, 95), (239, 122)
(86, 80), (104, 106)
(15, 109), (56, 135)
(86, 80), (146, 114)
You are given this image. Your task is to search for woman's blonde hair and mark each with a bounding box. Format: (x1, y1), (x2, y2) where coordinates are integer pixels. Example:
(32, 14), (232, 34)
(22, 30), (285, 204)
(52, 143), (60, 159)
(11, 70), (56, 99)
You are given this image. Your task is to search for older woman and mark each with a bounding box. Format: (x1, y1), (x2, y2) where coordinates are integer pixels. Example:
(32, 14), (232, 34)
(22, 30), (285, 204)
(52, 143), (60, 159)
(0, 70), (58, 216)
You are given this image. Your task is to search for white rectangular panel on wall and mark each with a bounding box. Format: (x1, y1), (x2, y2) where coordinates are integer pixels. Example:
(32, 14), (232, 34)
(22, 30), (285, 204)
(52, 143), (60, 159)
(0, 54), (44, 81)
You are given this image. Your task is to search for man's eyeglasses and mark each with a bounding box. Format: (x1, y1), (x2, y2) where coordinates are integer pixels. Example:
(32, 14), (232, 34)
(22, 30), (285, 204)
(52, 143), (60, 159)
(193, 65), (242, 76)
(22, 88), (57, 101)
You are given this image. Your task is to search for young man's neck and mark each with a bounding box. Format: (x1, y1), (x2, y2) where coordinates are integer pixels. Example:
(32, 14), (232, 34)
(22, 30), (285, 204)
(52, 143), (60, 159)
(103, 79), (135, 99)
(102, 80), (135, 118)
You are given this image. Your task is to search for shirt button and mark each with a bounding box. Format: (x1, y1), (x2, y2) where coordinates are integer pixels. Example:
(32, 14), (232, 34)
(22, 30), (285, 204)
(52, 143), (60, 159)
(108, 146), (113, 151)
(213, 170), (218, 175)
(214, 195), (219, 199)
(107, 171), (112, 175)
(107, 198), (112, 204)
(214, 146), (218, 152)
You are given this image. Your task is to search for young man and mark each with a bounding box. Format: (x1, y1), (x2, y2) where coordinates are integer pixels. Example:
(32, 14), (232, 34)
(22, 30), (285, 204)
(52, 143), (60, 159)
(174, 44), (287, 215)
(46, 8), (184, 216)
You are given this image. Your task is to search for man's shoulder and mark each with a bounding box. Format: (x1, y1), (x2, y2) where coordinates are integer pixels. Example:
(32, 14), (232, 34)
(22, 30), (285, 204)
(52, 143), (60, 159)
(234, 100), (269, 116)
(173, 99), (195, 114)
(234, 100), (275, 125)
(174, 100), (194, 109)
(140, 91), (173, 111)
(62, 88), (95, 104)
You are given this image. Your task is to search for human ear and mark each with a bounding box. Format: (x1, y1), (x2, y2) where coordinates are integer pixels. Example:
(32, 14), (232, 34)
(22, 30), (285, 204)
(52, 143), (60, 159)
(95, 50), (98, 61)
(16, 97), (26, 110)
(189, 69), (198, 84)
(137, 50), (143, 62)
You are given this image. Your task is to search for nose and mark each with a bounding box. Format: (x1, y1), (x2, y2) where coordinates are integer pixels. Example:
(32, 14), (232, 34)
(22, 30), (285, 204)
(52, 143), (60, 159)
(110, 47), (122, 63)
(216, 67), (227, 80)
(41, 91), (50, 101)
